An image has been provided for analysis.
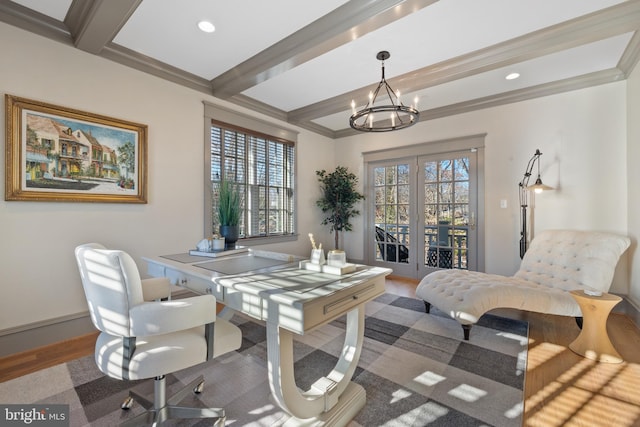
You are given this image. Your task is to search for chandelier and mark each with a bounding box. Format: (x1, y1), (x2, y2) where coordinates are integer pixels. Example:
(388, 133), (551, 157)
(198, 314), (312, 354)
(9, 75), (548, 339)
(349, 51), (420, 132)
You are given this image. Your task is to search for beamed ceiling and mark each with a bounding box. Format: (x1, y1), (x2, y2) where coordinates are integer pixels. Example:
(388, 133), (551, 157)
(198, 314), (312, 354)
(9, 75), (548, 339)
(2, 0), (640, 138)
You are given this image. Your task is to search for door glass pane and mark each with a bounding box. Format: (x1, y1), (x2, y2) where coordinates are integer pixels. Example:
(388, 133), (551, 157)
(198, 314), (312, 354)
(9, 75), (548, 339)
(424, 183), (438, 204)
(425, 156), (470, 270)
(398, 184), (410, 204)
(455, 181), (469, 203)
(374, 164), (410, 264)
(386, 185), (397, 204)
(455, 158), (469, 180)
(398, 164), (410, 184)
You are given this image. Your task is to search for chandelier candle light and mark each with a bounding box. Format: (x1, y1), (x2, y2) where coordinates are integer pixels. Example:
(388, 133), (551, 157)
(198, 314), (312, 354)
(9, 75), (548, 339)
(349, 51), (420, 132)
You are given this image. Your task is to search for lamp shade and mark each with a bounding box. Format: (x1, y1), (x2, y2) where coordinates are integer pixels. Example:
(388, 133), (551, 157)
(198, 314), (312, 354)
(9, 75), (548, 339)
(527, 176), (553, 193)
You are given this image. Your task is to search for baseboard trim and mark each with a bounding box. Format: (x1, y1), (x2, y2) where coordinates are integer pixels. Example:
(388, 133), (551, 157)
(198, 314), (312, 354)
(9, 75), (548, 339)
(618, 295), (640, 329)
(0, 312), (95, 358)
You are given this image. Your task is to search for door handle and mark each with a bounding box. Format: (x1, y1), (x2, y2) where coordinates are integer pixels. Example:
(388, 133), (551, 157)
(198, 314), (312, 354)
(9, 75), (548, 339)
(470, 212), (476, 230)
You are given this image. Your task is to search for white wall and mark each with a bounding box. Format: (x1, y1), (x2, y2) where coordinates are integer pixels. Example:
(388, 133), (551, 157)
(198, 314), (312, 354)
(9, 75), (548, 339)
(337, 82), (629, 291)
(0, 23), (334, 332)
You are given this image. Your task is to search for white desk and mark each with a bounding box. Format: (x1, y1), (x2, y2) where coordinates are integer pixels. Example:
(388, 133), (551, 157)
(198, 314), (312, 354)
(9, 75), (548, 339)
(143, 250), (391, 426)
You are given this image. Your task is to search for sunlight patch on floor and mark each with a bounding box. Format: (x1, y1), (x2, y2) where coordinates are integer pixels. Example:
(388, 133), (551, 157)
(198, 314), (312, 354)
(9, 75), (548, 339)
(562, 394), (640, 427)
(414, 370), (446, 387)
(497, 331), (529, 346)
(525, 385), (592, 426)
(248, 403), (276, 415)
(390, 387), (412, 404)
(504, 401), (524, 419)
(524, 361), (640, 427)
(448, 383), (487, 402)
(388, 401), (449, 426)
(526, 342), (566, 371)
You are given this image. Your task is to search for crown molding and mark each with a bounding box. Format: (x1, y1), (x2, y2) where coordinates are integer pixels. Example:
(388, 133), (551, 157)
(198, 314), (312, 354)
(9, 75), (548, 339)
(0, 0), (71, 44)
(100, 43), (214, 94)
(418, 69), (624, 122)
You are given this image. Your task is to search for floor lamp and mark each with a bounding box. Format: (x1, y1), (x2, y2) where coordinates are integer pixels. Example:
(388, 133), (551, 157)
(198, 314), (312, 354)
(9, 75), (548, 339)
(519, 149), (553, 258)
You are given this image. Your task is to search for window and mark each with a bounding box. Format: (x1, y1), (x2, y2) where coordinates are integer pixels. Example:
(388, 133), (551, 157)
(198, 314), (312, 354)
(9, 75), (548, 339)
(204, 103), (298, 244)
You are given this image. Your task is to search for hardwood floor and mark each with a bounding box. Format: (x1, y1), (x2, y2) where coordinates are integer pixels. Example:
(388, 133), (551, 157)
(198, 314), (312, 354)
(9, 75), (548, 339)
(1, 276), (639, 426)
(0, 332), (97, 383)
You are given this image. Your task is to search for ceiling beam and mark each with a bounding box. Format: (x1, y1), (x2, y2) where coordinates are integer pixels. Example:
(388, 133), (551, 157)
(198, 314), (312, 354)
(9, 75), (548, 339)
(65, 0), (142, 54)
(618, 31), (640, 77)
(289, 0), (640, 123)
(211, 0), (438, 99)
(0, 1), (71, 44)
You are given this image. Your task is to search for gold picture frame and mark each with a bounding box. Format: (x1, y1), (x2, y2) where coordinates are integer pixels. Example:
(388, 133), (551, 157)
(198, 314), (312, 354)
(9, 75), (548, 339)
(5, 95), (148, 203)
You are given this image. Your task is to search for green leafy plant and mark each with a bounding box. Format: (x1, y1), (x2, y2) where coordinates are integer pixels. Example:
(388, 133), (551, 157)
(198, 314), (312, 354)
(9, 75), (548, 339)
(316, 166), (365, 249)
(216, 180), (242, 226)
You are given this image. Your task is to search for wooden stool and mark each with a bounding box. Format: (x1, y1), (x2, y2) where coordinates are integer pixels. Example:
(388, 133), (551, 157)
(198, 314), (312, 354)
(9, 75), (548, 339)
(569, 290), (623, 363)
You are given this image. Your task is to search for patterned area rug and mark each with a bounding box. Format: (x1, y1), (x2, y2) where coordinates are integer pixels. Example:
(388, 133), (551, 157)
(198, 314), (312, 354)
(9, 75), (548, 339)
(0, 293), (528, 426)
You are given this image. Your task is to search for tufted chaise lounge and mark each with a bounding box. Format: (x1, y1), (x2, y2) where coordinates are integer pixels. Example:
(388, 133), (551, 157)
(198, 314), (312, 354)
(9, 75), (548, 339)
(415, 230), (630, 340)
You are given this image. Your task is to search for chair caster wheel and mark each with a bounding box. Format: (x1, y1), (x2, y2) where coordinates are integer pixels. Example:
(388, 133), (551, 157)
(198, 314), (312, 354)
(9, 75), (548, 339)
(193, 380), (204, 394)
(121, 396), (133, 410)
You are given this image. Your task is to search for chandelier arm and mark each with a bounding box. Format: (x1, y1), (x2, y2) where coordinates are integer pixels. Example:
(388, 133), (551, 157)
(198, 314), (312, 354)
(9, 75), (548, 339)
(382, 81), (396, 105)
(369, 81), (385, 107)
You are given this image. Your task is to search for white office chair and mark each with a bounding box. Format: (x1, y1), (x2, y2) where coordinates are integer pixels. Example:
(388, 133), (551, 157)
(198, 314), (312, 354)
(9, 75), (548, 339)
(75, 243), (242, 426)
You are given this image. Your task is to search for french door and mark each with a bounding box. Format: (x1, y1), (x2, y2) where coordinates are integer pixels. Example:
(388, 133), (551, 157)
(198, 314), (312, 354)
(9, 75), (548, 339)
(417, 151), (478, 277)
(370, 160), (415, 277)
(366, 143), (483, 278)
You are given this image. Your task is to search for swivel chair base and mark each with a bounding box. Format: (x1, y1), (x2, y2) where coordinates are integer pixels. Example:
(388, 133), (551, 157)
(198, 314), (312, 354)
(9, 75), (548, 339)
(121, 375), (225, 426)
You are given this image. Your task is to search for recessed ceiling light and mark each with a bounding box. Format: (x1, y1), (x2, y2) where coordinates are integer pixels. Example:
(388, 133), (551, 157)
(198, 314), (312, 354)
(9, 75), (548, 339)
(197, 20), (215, 33)
(505, 72), (520, 80)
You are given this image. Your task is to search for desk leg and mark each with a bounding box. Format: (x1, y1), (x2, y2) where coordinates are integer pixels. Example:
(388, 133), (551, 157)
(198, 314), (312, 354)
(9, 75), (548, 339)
(267, 307), (367, 426)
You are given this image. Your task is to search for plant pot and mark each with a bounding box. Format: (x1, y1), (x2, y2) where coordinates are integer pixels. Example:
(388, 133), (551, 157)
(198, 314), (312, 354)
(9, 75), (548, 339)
(219, 225), (239, 249)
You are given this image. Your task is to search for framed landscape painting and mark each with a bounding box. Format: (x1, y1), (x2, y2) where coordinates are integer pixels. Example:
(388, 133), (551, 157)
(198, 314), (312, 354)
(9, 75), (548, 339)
(5, 95), (147, 203)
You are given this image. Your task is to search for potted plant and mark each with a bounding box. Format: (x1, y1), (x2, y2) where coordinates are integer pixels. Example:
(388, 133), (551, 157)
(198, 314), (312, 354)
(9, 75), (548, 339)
(316, 166), (365, 250)
(216, 179), (242, 248)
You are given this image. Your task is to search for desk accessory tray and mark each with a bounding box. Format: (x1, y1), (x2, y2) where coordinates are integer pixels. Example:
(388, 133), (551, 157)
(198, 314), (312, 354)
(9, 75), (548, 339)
(189, 246), (248, 258)
(299, 260), (356, 275)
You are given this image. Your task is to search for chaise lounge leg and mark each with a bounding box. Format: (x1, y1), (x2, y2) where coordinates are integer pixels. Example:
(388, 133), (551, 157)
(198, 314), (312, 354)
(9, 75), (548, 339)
(462, 324), (471, 341)
(424, 301), (431, 313)
(575, 317), (583, 329)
